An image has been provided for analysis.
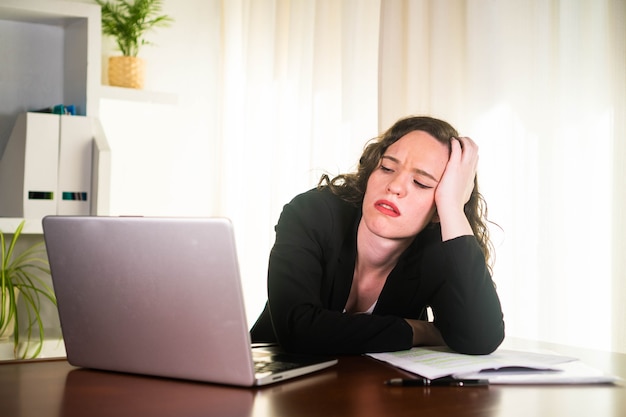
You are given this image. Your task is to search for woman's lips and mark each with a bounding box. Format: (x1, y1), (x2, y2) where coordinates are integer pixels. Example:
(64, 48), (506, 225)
(375, 200), (400, 217)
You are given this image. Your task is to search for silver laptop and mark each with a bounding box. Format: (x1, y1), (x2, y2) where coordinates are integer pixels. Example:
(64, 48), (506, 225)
(42, 216), (337, 386)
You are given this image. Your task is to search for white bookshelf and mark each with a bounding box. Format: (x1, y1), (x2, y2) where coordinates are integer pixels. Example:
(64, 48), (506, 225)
(0, 0), (101, 118)
(0, 0), (106, 359)
(0, 0), (109, 232)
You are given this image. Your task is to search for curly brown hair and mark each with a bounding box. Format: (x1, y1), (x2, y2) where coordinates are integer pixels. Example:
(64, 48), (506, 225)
(318, 115), (495, 273)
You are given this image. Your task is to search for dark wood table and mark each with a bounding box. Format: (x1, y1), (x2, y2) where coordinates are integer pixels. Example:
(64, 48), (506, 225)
(1, 339), (624, 417)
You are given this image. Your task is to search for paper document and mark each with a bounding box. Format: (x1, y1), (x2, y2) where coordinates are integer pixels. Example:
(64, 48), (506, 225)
(368, 347), (619, 384)
(458, 360), (618, 384)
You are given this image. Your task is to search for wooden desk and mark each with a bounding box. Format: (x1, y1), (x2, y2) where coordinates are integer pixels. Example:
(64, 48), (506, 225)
(1, 340), (624, 417)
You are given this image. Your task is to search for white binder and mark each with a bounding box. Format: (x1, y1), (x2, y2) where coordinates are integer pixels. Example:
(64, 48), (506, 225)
(57, 115), (93, 215)
(0, 112), (59, 218)
(0, 112), (102, 218)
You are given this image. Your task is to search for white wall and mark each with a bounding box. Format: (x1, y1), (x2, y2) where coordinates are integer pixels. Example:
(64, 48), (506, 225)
(98, 0), (221, 218)
(58, 0), (216, 212)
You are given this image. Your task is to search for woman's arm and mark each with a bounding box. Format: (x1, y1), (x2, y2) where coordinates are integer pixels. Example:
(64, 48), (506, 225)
(429, 137), (504, 354)
(429, 236), (505, 354)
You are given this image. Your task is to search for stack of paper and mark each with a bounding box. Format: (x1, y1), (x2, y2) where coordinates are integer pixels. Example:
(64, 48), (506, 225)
(368, 346), (620, 384)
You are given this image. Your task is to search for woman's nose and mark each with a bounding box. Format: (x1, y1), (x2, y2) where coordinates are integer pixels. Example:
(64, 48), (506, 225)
(386, 174), (406, 197)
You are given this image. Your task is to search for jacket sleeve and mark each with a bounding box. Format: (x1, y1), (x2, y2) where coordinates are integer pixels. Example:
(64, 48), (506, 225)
(428, 236), (505, 354)
(266, 191), (414, 355)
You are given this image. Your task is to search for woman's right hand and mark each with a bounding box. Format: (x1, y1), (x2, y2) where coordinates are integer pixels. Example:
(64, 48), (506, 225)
(405, 319), (446, 346)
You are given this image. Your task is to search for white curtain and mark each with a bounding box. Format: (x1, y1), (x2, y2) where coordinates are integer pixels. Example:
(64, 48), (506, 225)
(379, 0), (626, 353)
(218, 0), (626, 352)
(217, 0), (381, 321)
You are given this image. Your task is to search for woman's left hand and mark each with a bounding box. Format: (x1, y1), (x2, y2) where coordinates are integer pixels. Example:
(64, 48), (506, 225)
(434, 136), (478, 240)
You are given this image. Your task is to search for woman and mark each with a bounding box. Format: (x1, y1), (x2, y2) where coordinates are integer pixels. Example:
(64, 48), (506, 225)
(251, 116), (505, 355)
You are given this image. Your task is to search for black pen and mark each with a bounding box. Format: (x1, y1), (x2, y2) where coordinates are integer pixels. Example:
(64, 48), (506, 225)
(384, 377), (489, 387)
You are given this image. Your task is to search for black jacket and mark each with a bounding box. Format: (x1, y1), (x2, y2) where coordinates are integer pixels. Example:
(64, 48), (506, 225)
(250, 187), (505, 355)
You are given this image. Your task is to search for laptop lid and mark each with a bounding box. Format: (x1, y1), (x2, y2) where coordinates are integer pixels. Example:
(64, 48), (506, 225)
(42, 216), (335, 386)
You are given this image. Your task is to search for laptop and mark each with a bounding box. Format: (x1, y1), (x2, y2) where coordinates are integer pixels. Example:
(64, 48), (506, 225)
(42, 216), (337, 386)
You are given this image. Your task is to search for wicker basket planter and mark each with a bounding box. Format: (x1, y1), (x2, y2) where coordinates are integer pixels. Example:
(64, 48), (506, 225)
(108, 56), (145, 89)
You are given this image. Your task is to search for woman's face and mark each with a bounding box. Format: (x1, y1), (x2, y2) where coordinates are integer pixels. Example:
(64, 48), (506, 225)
(361, 130), (449, 241)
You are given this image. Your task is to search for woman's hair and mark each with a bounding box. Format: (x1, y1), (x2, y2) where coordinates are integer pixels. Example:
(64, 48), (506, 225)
(318, 115), (495, 273)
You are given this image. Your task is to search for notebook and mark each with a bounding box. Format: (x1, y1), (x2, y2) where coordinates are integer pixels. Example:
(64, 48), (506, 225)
(42, 216), (337, 386)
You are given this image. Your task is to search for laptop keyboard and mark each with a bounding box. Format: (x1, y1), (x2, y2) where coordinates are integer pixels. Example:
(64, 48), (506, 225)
(254, 359), (302, 374)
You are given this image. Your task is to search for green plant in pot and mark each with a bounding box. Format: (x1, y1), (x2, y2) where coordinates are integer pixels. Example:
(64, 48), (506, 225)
(95, 0), (173, 89)
(1, 221), (56, 359)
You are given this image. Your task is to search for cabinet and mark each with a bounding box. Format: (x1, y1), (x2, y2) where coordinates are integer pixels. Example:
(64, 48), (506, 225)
(0, 0), (107, 234)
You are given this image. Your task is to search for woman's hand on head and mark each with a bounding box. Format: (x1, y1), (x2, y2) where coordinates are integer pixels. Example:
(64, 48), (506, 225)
(436, 136), (478, 208)
(433, 136), (478, 240)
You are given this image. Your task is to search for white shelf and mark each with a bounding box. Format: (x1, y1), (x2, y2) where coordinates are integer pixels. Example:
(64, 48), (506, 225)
(100, 85), (178, 105)
(0, 218), (43, 234)
(0, 338), (66, 361)
(0, 0), (95, 25)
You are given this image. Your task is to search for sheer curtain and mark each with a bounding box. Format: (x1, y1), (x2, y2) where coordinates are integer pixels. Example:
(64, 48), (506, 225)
(217, 0), (381, 321)
(218, 0), (626, 352)
(378, 0), (626, 352)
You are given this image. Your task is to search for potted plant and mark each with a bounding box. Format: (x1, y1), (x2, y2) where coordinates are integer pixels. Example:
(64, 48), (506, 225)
(95, 0), (173, 89)
(1, 221), (56, 359)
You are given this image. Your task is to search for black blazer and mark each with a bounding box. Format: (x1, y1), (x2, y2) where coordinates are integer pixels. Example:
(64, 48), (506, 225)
(250, 187), (504, 355)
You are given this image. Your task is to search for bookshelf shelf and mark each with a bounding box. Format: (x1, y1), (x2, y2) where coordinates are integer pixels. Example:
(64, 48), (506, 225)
(100, 85), (178, 105)
(0, 218), (43, 234)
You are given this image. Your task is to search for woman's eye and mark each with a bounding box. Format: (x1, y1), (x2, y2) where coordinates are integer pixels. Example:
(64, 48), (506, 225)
(380, 165), (393, 172)
(413, 179), (433, 189)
